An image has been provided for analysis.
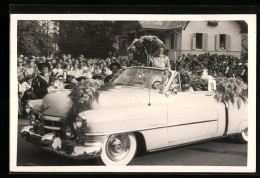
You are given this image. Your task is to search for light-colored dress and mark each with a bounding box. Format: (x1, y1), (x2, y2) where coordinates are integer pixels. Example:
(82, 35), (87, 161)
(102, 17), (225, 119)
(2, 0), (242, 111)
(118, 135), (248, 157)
(150, 55), (171, 70)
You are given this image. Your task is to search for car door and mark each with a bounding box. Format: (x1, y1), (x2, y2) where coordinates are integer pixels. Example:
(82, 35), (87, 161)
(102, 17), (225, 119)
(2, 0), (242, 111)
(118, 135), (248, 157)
(166, 76), (218, 144)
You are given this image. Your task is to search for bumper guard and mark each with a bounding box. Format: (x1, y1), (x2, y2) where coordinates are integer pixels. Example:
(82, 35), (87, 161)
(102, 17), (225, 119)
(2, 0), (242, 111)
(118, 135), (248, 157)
(20, 126), (102, 159)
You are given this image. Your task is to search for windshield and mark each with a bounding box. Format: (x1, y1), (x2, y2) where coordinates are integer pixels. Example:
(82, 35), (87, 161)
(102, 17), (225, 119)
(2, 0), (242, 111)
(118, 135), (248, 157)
(113, 68), (171, 89)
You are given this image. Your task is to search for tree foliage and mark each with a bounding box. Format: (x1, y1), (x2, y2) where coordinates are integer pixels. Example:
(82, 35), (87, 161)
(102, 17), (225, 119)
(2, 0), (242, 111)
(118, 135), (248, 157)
(18, 21), (43, 56)
(17, 20), (59, 56)
(58, 21), (118, 58)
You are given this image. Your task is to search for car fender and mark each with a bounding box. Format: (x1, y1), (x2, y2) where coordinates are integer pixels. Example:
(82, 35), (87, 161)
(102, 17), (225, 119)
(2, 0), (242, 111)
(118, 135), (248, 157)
(237, 120), (248, 133)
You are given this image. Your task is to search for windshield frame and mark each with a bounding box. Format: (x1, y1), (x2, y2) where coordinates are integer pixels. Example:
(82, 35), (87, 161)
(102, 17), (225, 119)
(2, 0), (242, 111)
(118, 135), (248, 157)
(112, 66), (177, 93)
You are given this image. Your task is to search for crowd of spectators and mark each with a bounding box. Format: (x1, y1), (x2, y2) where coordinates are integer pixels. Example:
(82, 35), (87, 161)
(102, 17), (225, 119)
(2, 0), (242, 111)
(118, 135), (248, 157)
(170, 53), (248, 83)
(17, 52), (248, 116)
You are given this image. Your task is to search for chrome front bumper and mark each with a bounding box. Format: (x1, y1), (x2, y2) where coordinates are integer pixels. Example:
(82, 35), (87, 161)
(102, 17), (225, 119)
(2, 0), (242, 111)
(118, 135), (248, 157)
(20, 126), (102, 159)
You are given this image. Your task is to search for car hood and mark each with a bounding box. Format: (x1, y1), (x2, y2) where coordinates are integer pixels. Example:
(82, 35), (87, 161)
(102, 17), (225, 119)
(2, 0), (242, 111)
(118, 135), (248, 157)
(97, 86), (154, 109)
(40, 86), (161, 118)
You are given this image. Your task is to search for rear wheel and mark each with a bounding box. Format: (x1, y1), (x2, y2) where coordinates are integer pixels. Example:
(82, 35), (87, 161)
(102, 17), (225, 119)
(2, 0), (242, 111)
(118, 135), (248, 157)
(97, 133), (137, 166)
(237, 127), (248, 143)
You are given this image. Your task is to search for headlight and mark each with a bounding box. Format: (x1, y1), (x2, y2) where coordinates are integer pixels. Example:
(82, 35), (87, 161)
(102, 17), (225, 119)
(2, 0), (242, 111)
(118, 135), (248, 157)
(30, 115), (36, 125)
(25, 104), (32, 114)
(65, 126), (72, 138)
(73, 116), (87, 129)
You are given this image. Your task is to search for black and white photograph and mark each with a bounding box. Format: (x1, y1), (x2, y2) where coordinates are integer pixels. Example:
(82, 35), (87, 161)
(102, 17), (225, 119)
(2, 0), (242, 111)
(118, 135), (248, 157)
(10, 14), (256, 172)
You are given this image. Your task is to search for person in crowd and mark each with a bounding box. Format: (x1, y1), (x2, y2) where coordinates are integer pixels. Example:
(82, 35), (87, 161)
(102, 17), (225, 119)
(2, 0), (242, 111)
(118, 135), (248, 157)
(31, 63), (54, 99)
(19, 74), (34, 97)
(94, 63), (102, 76)
(64, 75), (77, 89)
(76, 75), (87, 85)
(86, 59), (94, 74)
(40, 56), (47, 63)
(51, 59), (57, 66)
(71, 63), (83, 78)
(82, 62), (93, 79)
(58, 58), (63, 64)
(62, 63), (71, 81)
(104, 62), (121, 83)
(24, 58), (39, 76)
(52, 62), (64, 78)
(67, 58), (73, 66)
(47, 59), (53, 71)
(148, 47), (171, 71)
(17, 58), (27, 83)
(67, 54), (71, 60)
(62, 54), (67, 62)
(100, 67), (108, 81)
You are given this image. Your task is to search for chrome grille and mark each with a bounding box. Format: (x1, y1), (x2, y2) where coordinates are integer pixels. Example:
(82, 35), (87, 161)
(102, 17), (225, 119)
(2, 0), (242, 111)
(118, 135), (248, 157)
(41, 115), (65, 134)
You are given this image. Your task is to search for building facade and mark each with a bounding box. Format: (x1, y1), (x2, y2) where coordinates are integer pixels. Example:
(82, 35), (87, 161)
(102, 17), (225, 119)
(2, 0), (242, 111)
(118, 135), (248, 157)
(118, 21), (247, 61)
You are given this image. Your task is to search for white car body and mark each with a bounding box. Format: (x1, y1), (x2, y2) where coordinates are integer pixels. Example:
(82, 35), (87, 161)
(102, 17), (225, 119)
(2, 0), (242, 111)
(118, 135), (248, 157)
(21, 67), (248, 165)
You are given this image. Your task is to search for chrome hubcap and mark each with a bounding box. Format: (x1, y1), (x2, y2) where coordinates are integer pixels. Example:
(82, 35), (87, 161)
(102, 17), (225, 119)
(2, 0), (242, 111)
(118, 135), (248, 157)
(244, 128), (248, 137)
(106, 134), (130, 162)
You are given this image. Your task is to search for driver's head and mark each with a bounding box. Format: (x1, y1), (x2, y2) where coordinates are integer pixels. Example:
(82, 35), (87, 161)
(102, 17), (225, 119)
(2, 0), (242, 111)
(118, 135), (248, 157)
(109, 62), (121, 74)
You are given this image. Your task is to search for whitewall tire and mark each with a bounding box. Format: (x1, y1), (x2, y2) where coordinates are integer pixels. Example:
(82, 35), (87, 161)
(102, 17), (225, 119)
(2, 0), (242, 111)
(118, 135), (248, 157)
(238, 127), (248, 143)
(98, 133), (137, 166)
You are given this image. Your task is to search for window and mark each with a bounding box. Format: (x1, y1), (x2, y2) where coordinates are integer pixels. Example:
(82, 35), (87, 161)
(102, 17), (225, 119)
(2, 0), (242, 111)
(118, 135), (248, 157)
(220, 34), (226, 50)
(215, 34), (231, 51)
(195, 33), (203, 49)
(170, 33), (176, 49)
(192, 33), (208, 50)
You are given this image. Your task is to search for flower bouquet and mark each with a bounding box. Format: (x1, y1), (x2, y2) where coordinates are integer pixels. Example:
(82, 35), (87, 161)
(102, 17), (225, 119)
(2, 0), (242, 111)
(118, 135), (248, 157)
(214, 77), (248, 109)
(127, 35), (165, 65)
(67, 79), (104, 123)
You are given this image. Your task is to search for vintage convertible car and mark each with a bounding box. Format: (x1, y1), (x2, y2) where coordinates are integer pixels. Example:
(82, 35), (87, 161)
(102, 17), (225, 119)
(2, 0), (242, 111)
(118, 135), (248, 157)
(20, 66), (248, 166)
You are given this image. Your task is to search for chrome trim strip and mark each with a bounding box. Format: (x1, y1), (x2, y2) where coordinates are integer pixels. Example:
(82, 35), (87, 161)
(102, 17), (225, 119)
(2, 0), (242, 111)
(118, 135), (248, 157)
(42, 115), (65, 121)
(44, 126), (61, 130)
(84, 119), (218, 136)
(42, 114), (67, 119)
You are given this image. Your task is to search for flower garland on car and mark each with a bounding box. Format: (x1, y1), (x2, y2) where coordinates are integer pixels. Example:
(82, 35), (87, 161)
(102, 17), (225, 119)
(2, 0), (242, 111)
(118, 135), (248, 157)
(127, 35), (165, 65)
(179, 70), (248, 109)
(214, 77), (248, 109)
(67, 79), (104, 123)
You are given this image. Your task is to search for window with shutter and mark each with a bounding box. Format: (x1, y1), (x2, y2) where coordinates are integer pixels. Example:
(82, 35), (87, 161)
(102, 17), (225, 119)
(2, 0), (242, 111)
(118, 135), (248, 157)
(227, 35), (232, 51)
(215, 34), (220, 51)
(202, 33), (208, 50)
(220, 34), (226, 50)
(196, 33), (203, 49)
(192, 33), (196, 50)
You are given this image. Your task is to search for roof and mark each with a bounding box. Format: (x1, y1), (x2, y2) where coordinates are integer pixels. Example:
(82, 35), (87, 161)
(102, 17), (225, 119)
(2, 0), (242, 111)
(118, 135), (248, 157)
(138, 21), (188, 30)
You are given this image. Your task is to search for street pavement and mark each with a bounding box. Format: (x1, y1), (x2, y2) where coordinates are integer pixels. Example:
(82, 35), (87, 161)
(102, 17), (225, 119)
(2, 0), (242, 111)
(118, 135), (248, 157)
(16, 119), (247, 166)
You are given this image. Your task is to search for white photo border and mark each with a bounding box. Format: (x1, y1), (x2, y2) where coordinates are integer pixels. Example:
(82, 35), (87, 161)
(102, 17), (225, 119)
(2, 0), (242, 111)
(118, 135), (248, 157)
(10, 14), (256, 173)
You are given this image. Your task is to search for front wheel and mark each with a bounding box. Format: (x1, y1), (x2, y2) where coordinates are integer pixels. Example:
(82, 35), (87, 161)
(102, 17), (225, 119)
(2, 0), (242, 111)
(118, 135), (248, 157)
(237, 127), (248, 143)
(97, 133), (137, 166)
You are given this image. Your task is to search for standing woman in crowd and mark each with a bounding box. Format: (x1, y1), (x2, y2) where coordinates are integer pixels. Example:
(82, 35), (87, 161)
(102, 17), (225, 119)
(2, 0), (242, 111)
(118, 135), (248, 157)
(148, 47), (171, 71)
(17, 58), (27, 83)
(32, 63), (54, 99)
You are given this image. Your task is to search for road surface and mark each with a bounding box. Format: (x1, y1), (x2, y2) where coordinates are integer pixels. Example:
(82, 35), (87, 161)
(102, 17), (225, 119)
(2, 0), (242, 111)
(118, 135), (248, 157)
(16, 119), (247, 166)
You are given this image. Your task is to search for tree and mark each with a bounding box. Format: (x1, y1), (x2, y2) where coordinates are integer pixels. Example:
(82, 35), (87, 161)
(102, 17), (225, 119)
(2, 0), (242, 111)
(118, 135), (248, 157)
(17, 20), (58, 57)
(58, 21), (118, 58)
